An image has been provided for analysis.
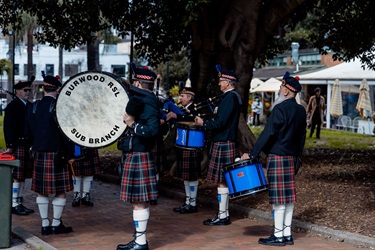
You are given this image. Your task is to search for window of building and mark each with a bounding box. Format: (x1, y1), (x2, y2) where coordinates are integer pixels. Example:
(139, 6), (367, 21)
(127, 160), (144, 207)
(46, 64), (54, 75)
(14, 64), (19, 75)
(111, 65), (126, 77)
(23, 64), (36, 76)
(65, 64), (78, 77)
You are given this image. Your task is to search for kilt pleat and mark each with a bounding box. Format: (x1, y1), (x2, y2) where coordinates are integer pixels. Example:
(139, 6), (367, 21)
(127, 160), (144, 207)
(31, 152), (73, 194)
(12, 146), (33, 180)
(207, 141), (238, 183)
(72, 149), (100, 176)
(176, 148), (200, 180)
(120, 152), (158, 202)
(266, 155), (296, 204)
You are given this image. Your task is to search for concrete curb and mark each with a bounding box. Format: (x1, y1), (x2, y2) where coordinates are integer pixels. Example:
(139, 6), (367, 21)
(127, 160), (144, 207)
(11, 226), (57, 250)
(158, 185), (375, 249)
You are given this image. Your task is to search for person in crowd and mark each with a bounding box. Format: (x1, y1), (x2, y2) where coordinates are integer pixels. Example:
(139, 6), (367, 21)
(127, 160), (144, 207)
(71, 147), (100, 207)
(241, 72), (306, 246)
(116, 64), (159, 250)
(306, 87), (326, 139)
(166, 87), (201, 214)
(251, 96), (263, 127)
(195, 65), (242, 226)
(3, 77), (35, 216)
(26, 74), (74, 235)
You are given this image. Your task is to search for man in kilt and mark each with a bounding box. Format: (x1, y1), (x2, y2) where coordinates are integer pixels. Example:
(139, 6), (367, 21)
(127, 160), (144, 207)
(195, 66), (242, 226)
(3, 78), (35, 216)
(71, 147), (100, 207)
(166, 87), (202, 214)
(26, 74), (74, 235)
(117, 64), (159, 250)
(241, 72), (306, 246)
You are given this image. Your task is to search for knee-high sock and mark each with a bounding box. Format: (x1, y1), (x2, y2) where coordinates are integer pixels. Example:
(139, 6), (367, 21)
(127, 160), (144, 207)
(73, 176), (82, 195)
(52, 197), (66, 227)
(12, 182), (20, 207)
(218, 187), (229, 219)
(184, 180), (191, 205)
(83, 175), (94, 194)
(133, 208), (150, 245)
(273, 204), (286, 237)
(36, 197), (50, 227)
(189, 180), (199, 206)
(284, 203), (294, 236)
(18, 182), (25, 199)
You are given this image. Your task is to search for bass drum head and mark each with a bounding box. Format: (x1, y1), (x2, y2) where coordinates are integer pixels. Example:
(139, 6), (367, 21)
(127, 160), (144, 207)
(56, 71), (129, 148)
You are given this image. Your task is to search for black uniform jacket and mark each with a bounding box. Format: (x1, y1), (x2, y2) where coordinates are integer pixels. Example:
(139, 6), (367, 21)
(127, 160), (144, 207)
(250, 98), (306, 158)
(203, 89), (242, 142)
(176, 102), (197, 122)
(4, 97), (31, 148)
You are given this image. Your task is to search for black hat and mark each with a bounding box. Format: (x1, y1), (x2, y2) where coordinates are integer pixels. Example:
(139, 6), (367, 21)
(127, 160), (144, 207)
(126, 96), (144, 116)
(130, 62), (156, 83)
(216, 64), (239, 82)
(282, 72), (301, 93)
(14, 76), (35, 90)
(179, 87), (195, 96)
(314, 87), (321, 93)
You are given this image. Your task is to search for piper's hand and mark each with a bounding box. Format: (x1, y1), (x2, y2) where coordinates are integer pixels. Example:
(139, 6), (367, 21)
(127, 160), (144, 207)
(123, 113), (135, 127)
(241, 153), (250, 160)
(195, 116), (203, 126)
(4, 148), (13, 154)
(166, 112), (177, 121)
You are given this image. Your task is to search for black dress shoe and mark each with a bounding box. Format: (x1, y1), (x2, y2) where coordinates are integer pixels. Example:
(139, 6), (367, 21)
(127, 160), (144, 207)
(12, 205), (29, 216)
(116, 240), (149, 250)
(179, 205), (198, 214)
(51, 222), (73, 234)
(258, 234), (286, 246)
(81, 193), (94, 206)
(284, 235), (294, 245)
(203, 215), (231, 226)
(72, 192), (81, 207)
(173, 203), (189, 212)
(18, 204), (35, 214)
(41, 226), (51, 236)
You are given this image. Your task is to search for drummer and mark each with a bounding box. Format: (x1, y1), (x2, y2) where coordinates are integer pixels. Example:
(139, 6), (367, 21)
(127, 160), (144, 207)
(195, 66), (242, 226)
(166, 87), (202, 214)
(241, 72), (306, 246)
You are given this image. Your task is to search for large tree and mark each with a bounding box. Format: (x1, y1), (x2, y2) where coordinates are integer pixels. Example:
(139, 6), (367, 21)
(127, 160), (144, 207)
(1, 0), (374, 150)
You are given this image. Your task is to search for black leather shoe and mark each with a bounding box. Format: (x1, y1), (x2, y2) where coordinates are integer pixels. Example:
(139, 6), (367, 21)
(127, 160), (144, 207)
(203, 215), (231, 226)
(258, 234), (286, 246)
(18, 204), (34, 214)
(12, 205), (29, 216)
(41, 226), (51, 236)
(81, 193), (93, 206)
(51, 222), (73, 234)
(72, 192), (81, 207)
(284, 235), (294, 245)
(173, 203), (189, 212)
(179, 205), (198, 214)
(116, 240), (149, 250)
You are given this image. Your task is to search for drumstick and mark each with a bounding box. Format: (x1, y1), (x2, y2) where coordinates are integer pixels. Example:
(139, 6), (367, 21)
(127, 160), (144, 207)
(70, 162), (76, 180)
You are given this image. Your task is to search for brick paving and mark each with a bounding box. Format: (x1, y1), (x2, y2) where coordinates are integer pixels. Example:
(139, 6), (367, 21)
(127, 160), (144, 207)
(11, 179), (364, 250)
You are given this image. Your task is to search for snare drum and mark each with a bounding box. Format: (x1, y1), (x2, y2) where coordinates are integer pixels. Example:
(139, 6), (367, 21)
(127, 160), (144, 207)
(223, 160), (267, 199)
(175, 121), (205, 150)
(56, 71), (129, 148)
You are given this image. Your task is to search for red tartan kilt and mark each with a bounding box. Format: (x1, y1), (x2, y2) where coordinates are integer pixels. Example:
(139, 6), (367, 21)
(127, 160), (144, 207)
(31, 152), (73, 194)
(207, 141), (238, 183)
(12, 146), (33, 180)
(120, 152), (158, 202)
(176, 148), (200, 181)
(72, 149), (100, 176)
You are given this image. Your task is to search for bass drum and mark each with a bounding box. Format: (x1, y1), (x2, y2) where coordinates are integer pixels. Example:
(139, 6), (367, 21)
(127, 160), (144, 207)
(56, 71), (129, 148)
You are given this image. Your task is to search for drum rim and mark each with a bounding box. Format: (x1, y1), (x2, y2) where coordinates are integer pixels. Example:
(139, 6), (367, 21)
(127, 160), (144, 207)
(223, 159), (258, 171)
(55, 70), (129, 149)
(176, 121), (203, 130)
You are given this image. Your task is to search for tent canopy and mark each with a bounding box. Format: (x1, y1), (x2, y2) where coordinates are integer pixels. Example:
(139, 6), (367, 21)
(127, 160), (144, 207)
(250, 77), (281, 93)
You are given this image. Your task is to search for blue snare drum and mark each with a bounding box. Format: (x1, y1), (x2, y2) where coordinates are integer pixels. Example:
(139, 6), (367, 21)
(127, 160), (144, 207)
(175, 122), (205, 150)
(223, 160), (268, 199)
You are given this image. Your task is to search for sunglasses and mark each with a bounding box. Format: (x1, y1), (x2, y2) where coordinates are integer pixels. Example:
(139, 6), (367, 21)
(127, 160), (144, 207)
(23, 89), (31, 92)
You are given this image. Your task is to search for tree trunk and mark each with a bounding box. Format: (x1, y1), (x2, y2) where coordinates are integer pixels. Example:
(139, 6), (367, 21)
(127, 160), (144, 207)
(59, 47), (63, 77)
(27, 28), (33, 79)
(87, 33), (100, 71)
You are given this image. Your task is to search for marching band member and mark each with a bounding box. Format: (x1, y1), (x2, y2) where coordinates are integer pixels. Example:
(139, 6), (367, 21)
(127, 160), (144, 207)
(3, 78), (35, 216)
(166, 87), (202, 214)
(117, 64), (159, 250)
(195, 65), (242, 226)
(26, 74), (74, 235)
(71, 147), (100, 207)
(241, 72), (306, 246)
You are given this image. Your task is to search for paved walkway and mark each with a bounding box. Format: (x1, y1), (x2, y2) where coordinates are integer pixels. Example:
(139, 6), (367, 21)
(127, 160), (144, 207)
(10, 178), (371, 250)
